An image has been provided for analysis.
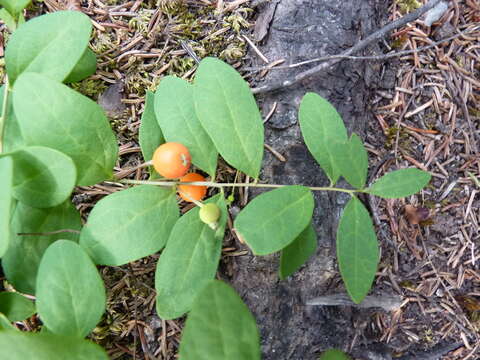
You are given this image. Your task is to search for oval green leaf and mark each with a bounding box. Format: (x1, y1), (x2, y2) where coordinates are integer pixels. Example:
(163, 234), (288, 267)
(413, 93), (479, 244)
(2, 200), (82, 294)
(179, 280), (261, 360)
(80, 185), (179, 266)
(0, 292), (35, 322)
(155, 76), (217, 177)
(4, 146), (76, 208)
(155, 194), (227, 319)
(64, 48), (97, 83)
(319, 349), (352, 360)
(234, 186), (314, 255)
(279, 222), (317, 280)
(3, 108), (23, 153)
(0, 85), (24, 153)
(336, 197), (379, 304)
(337, 133), (368, 189)
(194, 57), (263, 178)
(0, 331), (109, 360)
(299, 92), (348, 184)
(365, 168), (431, 199)
(0, 8), (16, 30)
(0, 0), (31, 16)
(5, 11), (91, 83)
(139, 90), (164, 178)
(12, 72), (118, 186)
(36, 240), (106, 337)
(0, 313), (16, 330)
(0, 156), (13, 258)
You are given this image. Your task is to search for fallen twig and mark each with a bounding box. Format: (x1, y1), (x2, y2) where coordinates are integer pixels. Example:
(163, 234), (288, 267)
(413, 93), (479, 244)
(397, 341), (464, 360)
(252, 0), (443, 94)
(245, 29), (476, 72)
(306, 293), (402, 312)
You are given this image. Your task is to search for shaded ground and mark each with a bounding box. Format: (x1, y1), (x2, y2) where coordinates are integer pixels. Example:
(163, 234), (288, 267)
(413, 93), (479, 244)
(228, 1), (391, 359)
(365, 1), (480, 358)
(1, 0), (479, 359)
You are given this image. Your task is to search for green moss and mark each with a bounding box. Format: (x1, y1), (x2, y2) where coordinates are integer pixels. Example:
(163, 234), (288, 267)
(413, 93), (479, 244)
(158, 0), (186, 15)
(384, 126), (409, 149)
(396, 0), (421, 13)
(468, 107), (480, 117)
(128, 9), (154, 37)
(224, 11), (251, 33)
(69, 0), (254, 147)
(391, 35), (407, 49)
(220, 42), (246, 61)
(70, 78), (107, 99)
(90, 31), (118, 54)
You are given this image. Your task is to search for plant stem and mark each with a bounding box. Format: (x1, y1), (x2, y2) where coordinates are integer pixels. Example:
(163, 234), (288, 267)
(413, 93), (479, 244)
(0, 77), (10, 154)
(17, 229), (81, 236)
(119, 179), (358, 195)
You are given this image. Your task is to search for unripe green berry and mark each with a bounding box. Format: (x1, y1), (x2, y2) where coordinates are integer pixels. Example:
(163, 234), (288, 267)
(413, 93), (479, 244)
(199, 203), (221, 228)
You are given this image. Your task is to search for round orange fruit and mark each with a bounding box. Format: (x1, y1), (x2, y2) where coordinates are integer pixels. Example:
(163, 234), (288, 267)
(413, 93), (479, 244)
(178, 173), (207, 202)
(152, 142), (191, 179)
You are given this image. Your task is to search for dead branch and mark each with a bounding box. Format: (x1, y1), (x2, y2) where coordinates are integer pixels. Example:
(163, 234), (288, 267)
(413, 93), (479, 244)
(252, 0), (443, 94)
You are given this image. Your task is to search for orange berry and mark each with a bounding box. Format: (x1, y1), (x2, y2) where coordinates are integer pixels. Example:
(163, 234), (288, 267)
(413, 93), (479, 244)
(178, 173), (207, 202)
(152, 142), (191, 179)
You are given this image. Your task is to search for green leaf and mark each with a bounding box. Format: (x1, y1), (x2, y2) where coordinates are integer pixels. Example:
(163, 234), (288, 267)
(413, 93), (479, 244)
(194, 57), (263, 178)
(0, 85), (24, 153)
(0, 157), (13, 258)
(155, 76), (217, 177)
(139, 90), (164, 178)
(0, 331), (109, 360)
(155, 194), (227, 320)
(279, 222), (317, 280)
(365, 168), (431, 199)
(0, 292), (35, 321)
(36, 240), (106, 338)
(3, 146), (76, 208)
(179, 280), (260, 360)
(0, 313), (16, 330)
(64, 48), (97, 83)
(336, 197), (379, 304)
(299, 92), (348, 184)
(12, 72), (118, 186)
(2, 200), (82, 294)
(3, 108), (23, 153)
(234, 186), (314, 255)
(0, 0), (31, 16)
(17, 11), (24, 25)
(0, 8), (17, 30)
(5, 11), (91, 83)
(80, 185), (179, 266)
(319, 349), (351, 360)
(336, 133), (368, 189)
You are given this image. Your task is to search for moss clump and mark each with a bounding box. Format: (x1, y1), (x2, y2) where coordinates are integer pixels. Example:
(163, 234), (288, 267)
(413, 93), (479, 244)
(70, 78), (107, 99)
(396, 0), (421, 14)
(158, 0), (186, 15)
(384, 126), (409, 149)
(128, 9), (154, 37)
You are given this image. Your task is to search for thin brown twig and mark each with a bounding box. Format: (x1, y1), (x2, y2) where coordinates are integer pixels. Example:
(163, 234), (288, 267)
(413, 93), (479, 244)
(245, 29), (477, 72)
(252, 0), (443, 94)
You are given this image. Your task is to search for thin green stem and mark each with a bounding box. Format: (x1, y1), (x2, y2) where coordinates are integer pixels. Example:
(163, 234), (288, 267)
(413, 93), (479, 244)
(0, 77), (10, 154)
(118, 179), (358, 194)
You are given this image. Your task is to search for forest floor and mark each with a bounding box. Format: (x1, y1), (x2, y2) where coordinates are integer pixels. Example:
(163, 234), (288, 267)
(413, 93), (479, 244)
(3, 0), (479, 359)
(366, 1), (479, 359)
